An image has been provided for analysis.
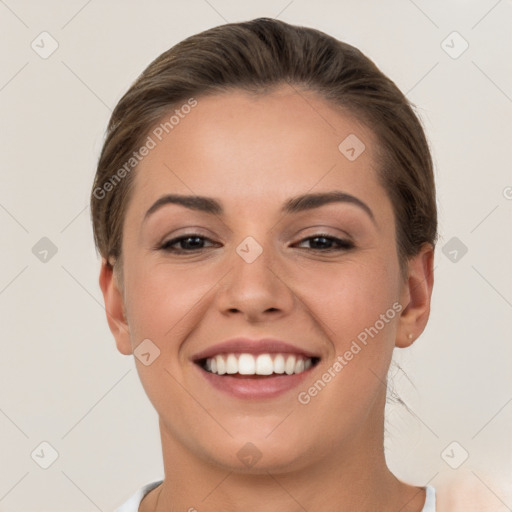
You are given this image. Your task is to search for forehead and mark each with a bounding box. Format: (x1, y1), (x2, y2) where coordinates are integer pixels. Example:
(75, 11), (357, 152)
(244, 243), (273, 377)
(126, 86), (390, 221)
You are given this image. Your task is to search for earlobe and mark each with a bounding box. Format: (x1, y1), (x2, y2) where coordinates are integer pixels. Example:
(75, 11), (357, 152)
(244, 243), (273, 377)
(396, 243), (435, 348)
(98, 258), (133, 355)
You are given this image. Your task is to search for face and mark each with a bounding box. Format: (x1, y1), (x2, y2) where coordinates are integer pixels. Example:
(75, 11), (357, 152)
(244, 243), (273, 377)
(101, 85), (432, 473)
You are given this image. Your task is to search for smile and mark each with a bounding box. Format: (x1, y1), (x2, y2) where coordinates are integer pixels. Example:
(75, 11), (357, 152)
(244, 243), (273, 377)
(191, 337), (322, 398)
(200, 353), (319, 376)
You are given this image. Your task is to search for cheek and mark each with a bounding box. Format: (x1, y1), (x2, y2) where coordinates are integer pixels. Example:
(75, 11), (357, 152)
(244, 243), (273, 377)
(297, 254), (400, 342)
(123, 261), (219, 343)
(294, 258), (400, 418)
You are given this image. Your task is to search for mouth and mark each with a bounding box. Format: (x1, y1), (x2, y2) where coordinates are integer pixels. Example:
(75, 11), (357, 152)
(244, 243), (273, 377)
(197, 353), (321, 377)
(191, 337), (322, 398)
(191, 337), (322, 399)
(194, 354), (321, 399)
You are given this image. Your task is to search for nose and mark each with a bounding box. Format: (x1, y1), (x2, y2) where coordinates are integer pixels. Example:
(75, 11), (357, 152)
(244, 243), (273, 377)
(215, 241), (295, 323)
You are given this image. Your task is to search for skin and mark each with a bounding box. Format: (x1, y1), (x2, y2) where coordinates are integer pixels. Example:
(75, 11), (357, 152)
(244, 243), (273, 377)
(100, 85), (434, 512)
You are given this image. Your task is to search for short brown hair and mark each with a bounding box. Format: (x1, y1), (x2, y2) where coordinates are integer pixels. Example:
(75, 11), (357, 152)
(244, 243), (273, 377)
(90, 17), (437, 282)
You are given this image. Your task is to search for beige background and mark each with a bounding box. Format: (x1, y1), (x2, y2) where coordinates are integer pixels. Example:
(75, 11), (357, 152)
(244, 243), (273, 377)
(1, 0), (511, 510)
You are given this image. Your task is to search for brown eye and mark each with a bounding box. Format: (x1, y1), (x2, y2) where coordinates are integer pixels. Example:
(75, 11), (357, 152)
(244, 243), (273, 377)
(161, 234), (217, 252)
(296, 235), (354, 251)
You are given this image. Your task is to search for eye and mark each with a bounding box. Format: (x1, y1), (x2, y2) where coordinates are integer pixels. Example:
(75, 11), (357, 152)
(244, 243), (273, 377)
(160, 234), (218, 252)
(295, 234), (355, 251)
(158, 233), (354, 253)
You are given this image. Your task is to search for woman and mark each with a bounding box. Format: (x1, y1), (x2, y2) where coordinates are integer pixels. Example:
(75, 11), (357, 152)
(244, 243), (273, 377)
(91, 18), (437, 512)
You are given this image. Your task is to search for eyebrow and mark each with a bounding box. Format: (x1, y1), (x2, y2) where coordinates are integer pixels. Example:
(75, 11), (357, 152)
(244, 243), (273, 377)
(143, 191), (375, 224)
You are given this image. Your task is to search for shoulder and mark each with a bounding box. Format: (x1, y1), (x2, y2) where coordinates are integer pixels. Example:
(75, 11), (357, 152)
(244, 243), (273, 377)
(435, 470), (512, 512)
(114, 480), (163, 512)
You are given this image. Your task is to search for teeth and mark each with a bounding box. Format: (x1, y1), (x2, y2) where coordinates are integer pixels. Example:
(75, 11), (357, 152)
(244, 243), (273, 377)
(273, 354), (285, 374)
(255, 354), (274, 375)
(226, 354), (238, 374)
(238, 354), (255, 375)
(285, 355), (296, 375)
(203, 353), (315, 376)
(215, 355), (226, 375)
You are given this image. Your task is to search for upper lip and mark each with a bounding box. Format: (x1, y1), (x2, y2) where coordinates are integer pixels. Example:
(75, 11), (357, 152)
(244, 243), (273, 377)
(191, 337), (321, 362)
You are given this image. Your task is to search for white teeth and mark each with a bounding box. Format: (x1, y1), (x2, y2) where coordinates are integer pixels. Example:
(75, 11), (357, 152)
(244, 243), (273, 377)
(215, 355), (226, 375)
(238, 353), (256, 375)
(285, 355), (296, 375)
(226, 354), (238, 374)
(203, 353), (315, 376)
(255, 354), (274, 375)
(273, 354), (285, 374)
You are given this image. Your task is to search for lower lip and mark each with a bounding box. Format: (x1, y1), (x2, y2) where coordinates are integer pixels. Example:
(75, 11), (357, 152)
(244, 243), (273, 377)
(196, 364), (314, 399)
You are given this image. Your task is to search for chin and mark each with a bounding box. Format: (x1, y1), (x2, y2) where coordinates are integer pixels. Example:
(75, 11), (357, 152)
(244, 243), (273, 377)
(197, 432), (316, 475)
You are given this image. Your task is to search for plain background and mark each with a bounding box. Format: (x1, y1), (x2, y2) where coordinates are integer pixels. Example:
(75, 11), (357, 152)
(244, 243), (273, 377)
(1, 0), (511, 510)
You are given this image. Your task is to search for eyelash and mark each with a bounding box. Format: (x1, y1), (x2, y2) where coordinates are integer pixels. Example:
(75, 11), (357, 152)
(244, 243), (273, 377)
(159, 233), (355, 253)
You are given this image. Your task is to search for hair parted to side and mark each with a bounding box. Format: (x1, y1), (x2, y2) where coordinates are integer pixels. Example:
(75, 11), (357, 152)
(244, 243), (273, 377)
(90, 17), (437, 284)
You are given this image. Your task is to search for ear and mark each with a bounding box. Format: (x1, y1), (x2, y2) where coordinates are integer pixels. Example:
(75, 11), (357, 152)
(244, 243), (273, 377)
(99, 258), (133, 355)
(396, 243), (435, 348)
